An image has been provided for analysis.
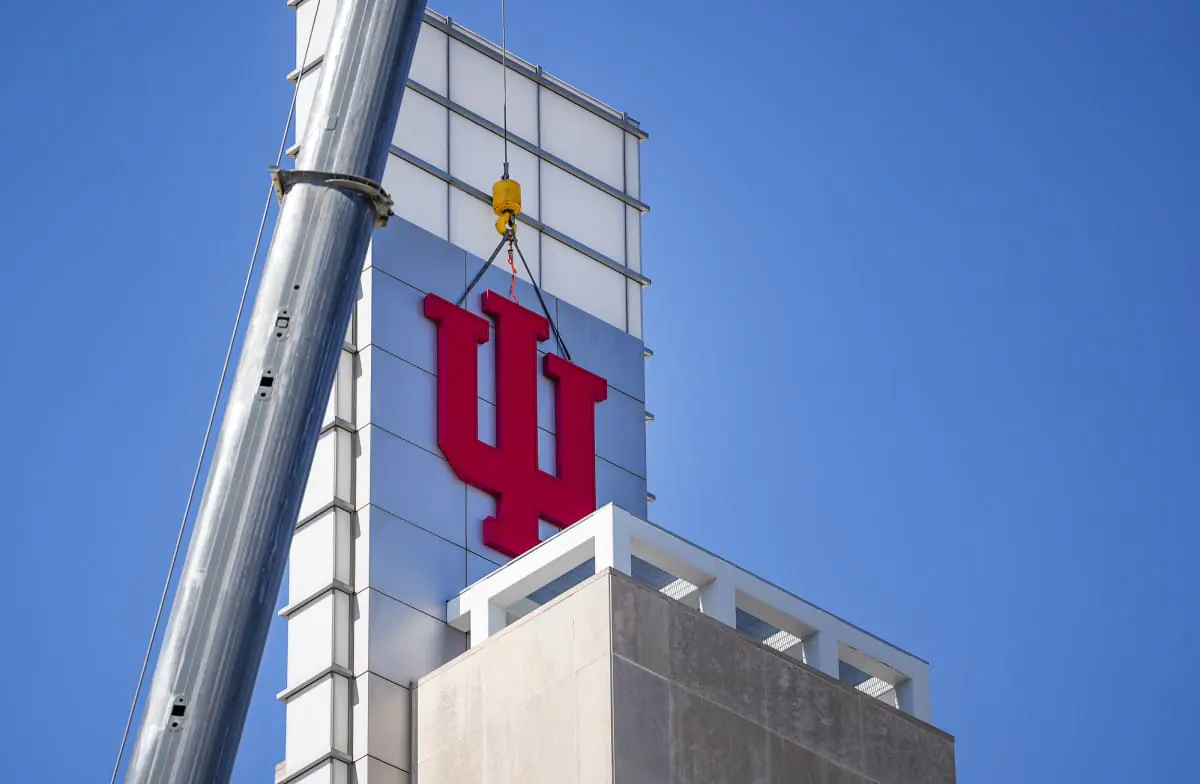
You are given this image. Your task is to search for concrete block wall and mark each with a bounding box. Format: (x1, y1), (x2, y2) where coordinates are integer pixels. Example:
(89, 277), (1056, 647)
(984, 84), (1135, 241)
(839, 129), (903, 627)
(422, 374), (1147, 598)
(417, 570), (956, 784)
(416, 573), (615, 782)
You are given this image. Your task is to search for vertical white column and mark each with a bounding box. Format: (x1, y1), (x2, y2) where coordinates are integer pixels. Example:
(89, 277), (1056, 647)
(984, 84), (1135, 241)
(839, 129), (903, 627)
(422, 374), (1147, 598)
(804, 630), (841, 679)
(468, 600), (507, 645)
(278, 341), (357, 783)
(594, 506), (633, 575)
(697, 562), (738, 627)
(897, 666), (933, 723)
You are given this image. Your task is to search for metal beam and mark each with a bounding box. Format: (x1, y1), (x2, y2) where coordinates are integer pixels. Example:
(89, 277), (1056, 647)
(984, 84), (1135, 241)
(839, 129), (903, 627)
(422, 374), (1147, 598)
(123, 1), (428, 781)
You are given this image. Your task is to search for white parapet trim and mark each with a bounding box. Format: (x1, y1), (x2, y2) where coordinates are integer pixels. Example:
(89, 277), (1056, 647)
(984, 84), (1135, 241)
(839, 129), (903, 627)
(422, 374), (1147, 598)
(446, 504), (934, 723)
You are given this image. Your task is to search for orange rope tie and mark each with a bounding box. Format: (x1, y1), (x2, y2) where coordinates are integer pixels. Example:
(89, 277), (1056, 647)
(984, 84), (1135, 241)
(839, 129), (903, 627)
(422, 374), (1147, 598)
(506, 231), (520, 304)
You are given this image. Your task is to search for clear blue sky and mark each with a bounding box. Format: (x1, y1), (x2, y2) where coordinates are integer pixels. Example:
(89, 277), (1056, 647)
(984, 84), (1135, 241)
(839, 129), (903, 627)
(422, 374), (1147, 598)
(1, 1), (1196, 781)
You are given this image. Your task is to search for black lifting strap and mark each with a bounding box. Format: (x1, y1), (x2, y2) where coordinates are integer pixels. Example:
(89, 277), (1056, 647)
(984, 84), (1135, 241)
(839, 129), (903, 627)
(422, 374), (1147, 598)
(457, 230), (572, 362)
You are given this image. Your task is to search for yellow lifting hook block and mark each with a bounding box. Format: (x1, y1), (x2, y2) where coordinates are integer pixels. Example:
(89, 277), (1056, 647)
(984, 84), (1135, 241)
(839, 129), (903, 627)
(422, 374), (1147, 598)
(492, 177), (521, 235)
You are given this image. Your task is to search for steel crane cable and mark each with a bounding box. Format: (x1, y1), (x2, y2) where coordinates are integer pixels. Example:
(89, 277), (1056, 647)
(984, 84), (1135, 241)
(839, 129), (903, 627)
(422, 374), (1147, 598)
(108, 3), (325, 782)
(501, 0), (510, 175)
(499, 0), (522, 302)
(489, 0), (567, 357)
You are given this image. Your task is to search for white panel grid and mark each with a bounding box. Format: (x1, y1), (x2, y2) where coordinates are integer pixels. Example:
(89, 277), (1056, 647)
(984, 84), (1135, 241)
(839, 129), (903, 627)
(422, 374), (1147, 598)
(299, 429), (335, 521)
(295, 0), (336, 69)
(322, 349), (354, 428)
(539, 88), (625, 189)
(624, 205), (642, 274)
(353, 427), (374, 513)
(347, 297), (358, 348)
(393, 90), (448, 170)
(448, 39), (538, 142)
(540, 164), (626, 263)
(284, 675), (351, 771)
(381, 158), (448, 240)
(286, 591), (351, 689)
(299, 427), (353, 521)
(627, 278), (643, 340)
(322, 375), (337, 430)
(352, 673), (412, 772)
(624, 132), (641, 200)
(295, 71), (318, 151)
(288, 759), (349, 784)
(542, 236), (626, 330)
(354, 757), (407, 784)
(448, 114), (540, 219)
(410, 24), (448, 96)
(290, 509), (345, 601)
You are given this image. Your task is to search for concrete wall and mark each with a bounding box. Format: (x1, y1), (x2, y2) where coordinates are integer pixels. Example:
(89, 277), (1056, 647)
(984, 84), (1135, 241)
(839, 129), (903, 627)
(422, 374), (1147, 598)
(416, 570), (615, 782)
(417, 570), (955, 783)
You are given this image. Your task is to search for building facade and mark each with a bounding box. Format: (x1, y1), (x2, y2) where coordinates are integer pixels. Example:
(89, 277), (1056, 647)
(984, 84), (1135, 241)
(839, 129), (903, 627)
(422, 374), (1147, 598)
(278, 5), (652, 782)
(277, 5), (952, 783)
(421, 567), (954, 783)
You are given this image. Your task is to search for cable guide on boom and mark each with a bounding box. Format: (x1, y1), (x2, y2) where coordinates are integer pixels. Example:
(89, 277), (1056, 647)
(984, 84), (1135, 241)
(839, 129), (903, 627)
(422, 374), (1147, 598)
(270, 166), (394, 227)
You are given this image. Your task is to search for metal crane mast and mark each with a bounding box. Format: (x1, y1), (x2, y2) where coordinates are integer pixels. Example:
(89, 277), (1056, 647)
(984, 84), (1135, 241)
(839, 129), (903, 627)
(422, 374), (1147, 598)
(123, 1), (428, 781)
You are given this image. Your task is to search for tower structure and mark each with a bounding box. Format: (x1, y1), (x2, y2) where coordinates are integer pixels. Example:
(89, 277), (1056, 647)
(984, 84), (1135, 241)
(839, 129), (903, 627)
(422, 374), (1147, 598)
(279, 6), (954, 784)
(279, 6), (651, 782)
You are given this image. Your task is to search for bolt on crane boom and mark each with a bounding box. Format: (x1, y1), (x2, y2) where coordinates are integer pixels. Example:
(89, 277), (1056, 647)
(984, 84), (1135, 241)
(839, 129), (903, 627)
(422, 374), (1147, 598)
(123, 1), (428, 781)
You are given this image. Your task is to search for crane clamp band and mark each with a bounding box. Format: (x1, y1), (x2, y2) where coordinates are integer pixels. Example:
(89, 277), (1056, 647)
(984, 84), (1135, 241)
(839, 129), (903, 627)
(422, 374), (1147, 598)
(270, 166), (395, 228)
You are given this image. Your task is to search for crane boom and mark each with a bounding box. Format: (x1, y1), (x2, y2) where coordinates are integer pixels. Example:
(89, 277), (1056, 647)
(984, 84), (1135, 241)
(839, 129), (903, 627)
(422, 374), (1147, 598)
(123, 1), (428, 781)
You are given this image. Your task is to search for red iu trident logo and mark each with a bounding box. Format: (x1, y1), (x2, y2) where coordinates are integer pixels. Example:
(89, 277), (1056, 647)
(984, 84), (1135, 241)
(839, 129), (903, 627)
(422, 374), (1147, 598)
(423, 291), (608, 557)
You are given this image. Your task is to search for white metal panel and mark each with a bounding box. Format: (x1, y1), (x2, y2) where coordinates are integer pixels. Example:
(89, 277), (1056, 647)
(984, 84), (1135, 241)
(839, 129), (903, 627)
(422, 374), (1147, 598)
(354, 271), (374, 358)
(369, 217), (467, 298)
(354, 757), (408, 784)
(296, 70), (318, 150)
(299, 428), (337, 520)
(448, 114), (539, 219)
(468, 551), (502, 582)
(356, 271), (440, 378)
(466, 486), (507, 566)
(322, 349), (353, 428)
(393, 90), (448, 170)
(450, 188), (503, 273)
(541, 164), (625, 263)
(285, 677), (334, 769)
(358, 348), (437, 453)
(517, 227), (541, 284)
(352, 673), (412, 772)
(355, 589), (466, 684)
(359, 427), (466, 546)
(336, 349), (354, 420)
(382, 157), (448, 240)
(449, 188), (539, 284)
(287, 759), (341, 784)
(542, 237), (626, 330)
(448, 40), (538, 142)
(290, 510), (336, 602)
(624, 132), (640, 199)
(540, 89), (624, 188)
(538, 428), (556, 475)
(332, 673), (351, 756)
(358, 506), (468, 619)
(295, 0), (336, 68)
(625, 205), (641, 274)
(322, 377), (337, 430)
(477, 397), (495, 447)
(335, 428), (352, 503)
(627, 278), (643, 340)
(410, 24), (448, 95)
(287, 594), (335, 688)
